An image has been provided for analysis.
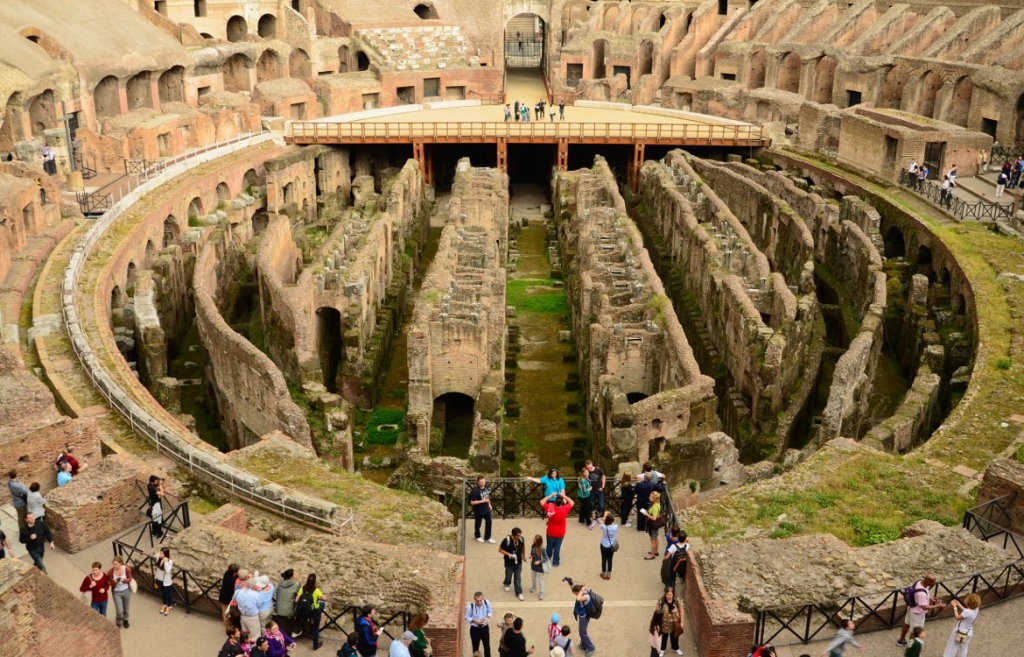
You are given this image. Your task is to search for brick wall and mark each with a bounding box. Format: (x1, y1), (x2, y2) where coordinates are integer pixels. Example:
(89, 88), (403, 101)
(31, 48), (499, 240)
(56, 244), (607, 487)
(978, 459), (1024, 534)
(683, 556), (756, 657)
(45, 454), (153, 553)
(207, 503), (249, 534)
(2, 417), (102, 497)
(0, 558), (123, 657)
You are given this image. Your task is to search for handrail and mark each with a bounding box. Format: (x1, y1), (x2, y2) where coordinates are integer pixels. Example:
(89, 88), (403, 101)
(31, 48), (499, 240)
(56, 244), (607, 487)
(58, 128), (349, 530)
(288, 120), (768, 144)
(112, 537), (411, 633)
(898, 170), (1013, 221)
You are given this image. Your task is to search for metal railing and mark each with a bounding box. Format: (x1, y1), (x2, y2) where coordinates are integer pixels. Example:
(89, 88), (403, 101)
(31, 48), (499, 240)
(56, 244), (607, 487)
(125, 158), (166, 177)
(468, 90), (505, 105)
(754, 493), (1024, 645)
(76, 190), (113, 215)
(898, 170), (1013, 221)
(963, 493), (1024, 560)
(550, 93), (576, 108)
(58, 128), (349, 530)
(505, 36), (543, 68)
(459, 477), (678, 530)
(289, 121), (768, 144)
(111, 537), (411, 635)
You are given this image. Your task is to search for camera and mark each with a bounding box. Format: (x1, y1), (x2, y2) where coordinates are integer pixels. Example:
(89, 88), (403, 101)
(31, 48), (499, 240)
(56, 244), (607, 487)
(562, 577), (574, 586)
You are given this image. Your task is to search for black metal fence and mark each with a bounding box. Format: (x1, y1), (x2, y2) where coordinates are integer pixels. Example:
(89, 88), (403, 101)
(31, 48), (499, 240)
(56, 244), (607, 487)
(963, 493), (1024, 560)
(505, 36), (544, 68)
(754, 493), (1024, 645)
(112, 529), (411, 637)
(898, 170), (1013, 221)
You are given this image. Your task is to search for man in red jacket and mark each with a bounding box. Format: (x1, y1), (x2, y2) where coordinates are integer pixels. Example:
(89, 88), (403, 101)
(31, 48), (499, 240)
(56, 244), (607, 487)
(542, 492), (574, 567)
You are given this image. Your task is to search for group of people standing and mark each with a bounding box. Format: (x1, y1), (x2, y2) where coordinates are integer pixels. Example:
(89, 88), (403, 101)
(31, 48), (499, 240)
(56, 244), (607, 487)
(503, 100), (567, 123)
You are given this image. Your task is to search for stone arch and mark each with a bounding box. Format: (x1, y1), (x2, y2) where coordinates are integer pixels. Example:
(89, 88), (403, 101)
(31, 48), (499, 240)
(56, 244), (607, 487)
(356, 51), (370, 71)
(21, 29), (70, 60)
(227, 15), (248, 42)
(916, 70), (943, 118)
(252, 210), (269, 235)
(631, 7), (649, 34)
(158, 66), (185, 104)
(433, 392), (475, 456)
(0, 93), (25, 145)
(257, 14), (277, 38)
(144, 240), (157, 268)
(942, 76), (973, 127)
(603, 6), (620, 31)
(338, 45), (350, 73)
(414, 3), (439, 19)
(242, 168), (261, 192)
(812, 56), (836, 104)
(777, 52), (801, 94)
(27, 90), (56, 136)
(257, 49), (282, 83)
(747, 50), (766, 89)
(289, 48), (312, 79)
(111, 285), (124, 312)
(954, 293), (967, 315)
(94, 76), (121, 118)
(593, 38), (609, 79)
(223, 54), (251, 93)
(126, 71), (153, 110)
(188, 197), (205, 220)
(883, 226), (905, 259)
(163, 214), (180, 248)
(216, 182), (232, 203)
(639, 40), (654, 77)
(126, 261), (138, 293)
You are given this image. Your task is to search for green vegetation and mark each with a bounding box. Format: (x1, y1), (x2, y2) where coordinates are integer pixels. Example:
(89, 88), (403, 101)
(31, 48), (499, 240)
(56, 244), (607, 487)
(685, 448), (968, 546)
(997, 357), (1012, 371)
(506, 279), (568, 314)
(364, 408), (405, 445)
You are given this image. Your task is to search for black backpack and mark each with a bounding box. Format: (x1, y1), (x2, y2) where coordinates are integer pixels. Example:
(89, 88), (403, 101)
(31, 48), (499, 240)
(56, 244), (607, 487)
(586, 590), (604, 620)
(295, 590), (315, 618)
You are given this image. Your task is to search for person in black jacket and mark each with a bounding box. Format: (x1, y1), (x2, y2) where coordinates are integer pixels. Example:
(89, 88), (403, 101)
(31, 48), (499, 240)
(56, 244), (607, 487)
(619, 473), (636, 527)
(634, 474), (658, 532)
(218, 627), (244, 657)
(19, 512), (54, 574)
(218, 563), (240, 630)
(504, 617), (535, 657)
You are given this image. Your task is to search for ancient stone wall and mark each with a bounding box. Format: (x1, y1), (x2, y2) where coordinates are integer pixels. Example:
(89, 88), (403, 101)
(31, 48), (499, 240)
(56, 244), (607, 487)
(554, 157), (719, 469)
(977, 459), (1024, 534)
(194, 223), (313, 450)
(637, 151), (818, 458)
(683, 555), (755, 657)
(44, 453), (155, 553)
(0, 559), (123, 657)
(0, 164), (61, 286)
(408, 160), (507, 467)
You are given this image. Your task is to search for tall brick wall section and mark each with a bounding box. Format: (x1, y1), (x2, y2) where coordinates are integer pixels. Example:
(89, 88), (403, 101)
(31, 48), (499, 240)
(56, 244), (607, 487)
(1, 417), (102, 496)
(0, 558), (123, 657)
(683, 556), (756, 657)
(205, 502), (249, 534)
(45, 453), (157, 553)
(977, 459), (1024, 534)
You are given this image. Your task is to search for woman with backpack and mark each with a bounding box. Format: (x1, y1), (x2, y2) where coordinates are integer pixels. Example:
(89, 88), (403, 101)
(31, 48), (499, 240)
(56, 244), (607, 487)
(295, 573), (326, 651)
(339, 633), (359, 657)
(655, 587), (683, 656)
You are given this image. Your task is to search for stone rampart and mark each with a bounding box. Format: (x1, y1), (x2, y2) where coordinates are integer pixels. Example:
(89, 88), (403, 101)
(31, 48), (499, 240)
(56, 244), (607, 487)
(977, 459), (1024, 534)
(195, 226), (312, 449)
(64, 134), (344, 528)
(683, 555), (755, 657)
(408, 161), (507, 467)
(44, 453), (154, 553)
(554, 157), (718, 469)
(637, 152), (817, 458)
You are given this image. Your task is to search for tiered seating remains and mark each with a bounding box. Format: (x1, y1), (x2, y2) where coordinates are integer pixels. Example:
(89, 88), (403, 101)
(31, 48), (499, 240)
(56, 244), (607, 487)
(355, 25), (475, 71)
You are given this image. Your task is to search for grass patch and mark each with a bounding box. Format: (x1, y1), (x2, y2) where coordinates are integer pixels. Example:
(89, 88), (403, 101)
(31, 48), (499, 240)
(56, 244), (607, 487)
(506, 279), (568, 314)
(364, 408), (405, 445)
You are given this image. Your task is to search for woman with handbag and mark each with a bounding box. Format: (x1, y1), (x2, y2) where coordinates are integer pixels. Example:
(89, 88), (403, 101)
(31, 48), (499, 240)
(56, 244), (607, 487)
(641, 492), (663, 559)
(943, 594), (980, 657)
(655, 587), (684, 656)
(109, 555), (135, 628)
(598, 512), (618, 580)
(529, 534), (548, 600)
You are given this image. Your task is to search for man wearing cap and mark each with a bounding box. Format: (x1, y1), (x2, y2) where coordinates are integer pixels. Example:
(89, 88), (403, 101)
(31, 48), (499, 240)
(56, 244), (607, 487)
(390, 631), (417, 657)
(542, 492), (574, 567)
(255, 575), (275, 628)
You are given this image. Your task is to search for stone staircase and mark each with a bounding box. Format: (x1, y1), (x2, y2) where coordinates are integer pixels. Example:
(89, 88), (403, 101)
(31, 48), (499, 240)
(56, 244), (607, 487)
(355, 25), (474, 71)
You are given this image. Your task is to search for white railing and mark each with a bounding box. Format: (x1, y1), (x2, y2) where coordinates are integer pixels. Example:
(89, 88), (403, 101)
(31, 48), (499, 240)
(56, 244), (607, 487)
(59, 127), (345, 529)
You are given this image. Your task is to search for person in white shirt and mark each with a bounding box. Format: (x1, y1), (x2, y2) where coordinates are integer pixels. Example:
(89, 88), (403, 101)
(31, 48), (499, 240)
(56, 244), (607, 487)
(943, 593), (980, 657)
(389, 631), (416, 657)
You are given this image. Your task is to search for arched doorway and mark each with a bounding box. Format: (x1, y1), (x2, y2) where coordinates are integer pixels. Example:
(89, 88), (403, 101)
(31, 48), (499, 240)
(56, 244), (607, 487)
(639, 40), (654, 77)
(747, 51), (766, 90)
(316, 307), (343, 392)
(433, 392), (475, 457)
(777, 52), (801, 94)
(257, 50), (282, 83)
(942, 76), (972, 127)
(227, 16), (248, 42)
(593, 38), (609, 79)
(94, 76), (120, 118)
(505, 13), (545, 70)
(916, 70), (943, 119)
(812, 56), (836, 104)
(27, 90), (56, 136)
(223, 54), (251, 93)
(257, 14), (277, 38)
(158, 66), (185, 104)
(883, 226), (905, 259)
(289, 48), (312, 79)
